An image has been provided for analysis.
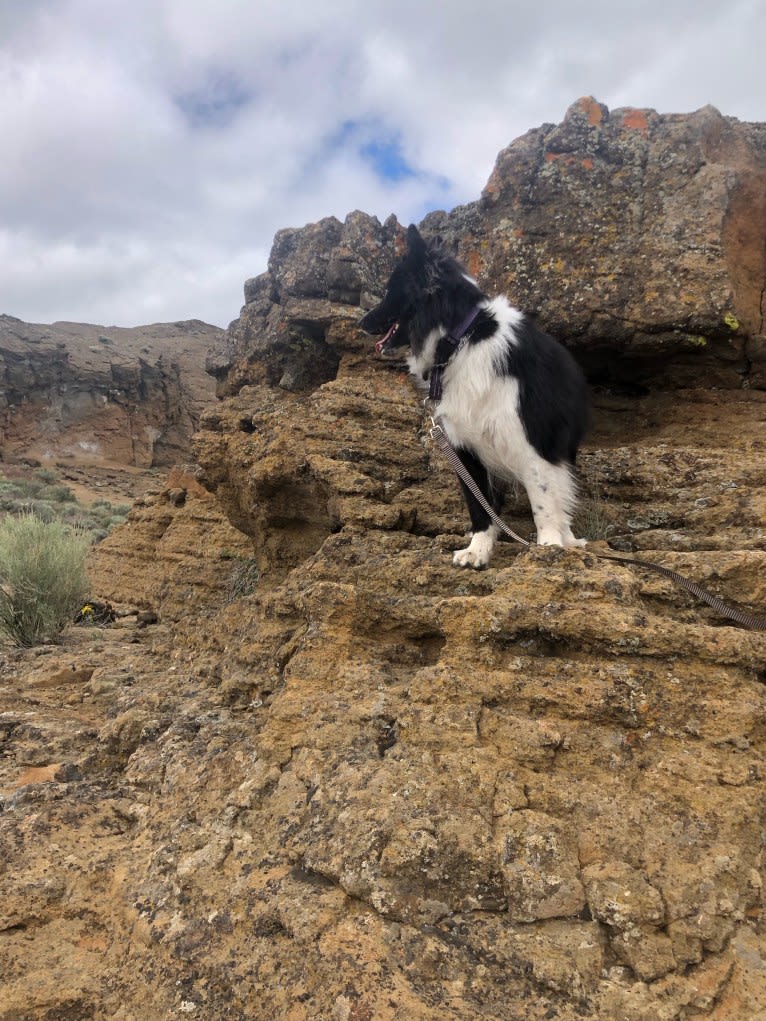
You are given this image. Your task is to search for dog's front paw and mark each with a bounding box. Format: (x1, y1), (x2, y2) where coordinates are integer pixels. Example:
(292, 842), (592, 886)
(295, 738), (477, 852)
(452, 546), (489, 569)
(452, 529), (496, 569)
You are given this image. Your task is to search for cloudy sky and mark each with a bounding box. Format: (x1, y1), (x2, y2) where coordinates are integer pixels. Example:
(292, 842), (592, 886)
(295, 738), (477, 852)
(1, 0), (764, 329)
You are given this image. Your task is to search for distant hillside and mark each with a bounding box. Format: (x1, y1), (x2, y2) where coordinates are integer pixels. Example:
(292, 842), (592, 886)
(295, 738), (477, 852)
(0, 315), (224, 468)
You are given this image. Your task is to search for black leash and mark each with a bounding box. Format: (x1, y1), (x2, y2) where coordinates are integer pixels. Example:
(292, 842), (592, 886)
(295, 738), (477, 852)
(428, 417), (766, 631)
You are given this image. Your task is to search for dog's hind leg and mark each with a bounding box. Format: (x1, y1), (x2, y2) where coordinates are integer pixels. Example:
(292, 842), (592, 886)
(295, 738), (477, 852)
(524, 460), (585, 547)
(451, 447), (502, 568)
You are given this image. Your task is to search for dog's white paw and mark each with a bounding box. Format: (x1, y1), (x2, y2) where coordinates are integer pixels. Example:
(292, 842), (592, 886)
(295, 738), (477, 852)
(452, 529), (496, 569)
(537, 527), (587, 548)
(453, 546), (489, 569)
(561, 527), (587, 548)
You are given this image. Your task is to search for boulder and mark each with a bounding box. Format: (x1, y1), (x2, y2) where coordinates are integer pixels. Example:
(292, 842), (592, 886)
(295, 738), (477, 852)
(215, 97), (766, 397)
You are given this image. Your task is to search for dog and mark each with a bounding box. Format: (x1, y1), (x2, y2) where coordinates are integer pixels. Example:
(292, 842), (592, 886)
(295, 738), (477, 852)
(360, 224), (590, 568)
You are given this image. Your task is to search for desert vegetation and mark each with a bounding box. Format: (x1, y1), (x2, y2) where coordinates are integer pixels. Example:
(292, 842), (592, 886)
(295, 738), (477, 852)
(0, 511), (90, 646)
(0, 466), (130, 645)
(0, 466), (131, 540)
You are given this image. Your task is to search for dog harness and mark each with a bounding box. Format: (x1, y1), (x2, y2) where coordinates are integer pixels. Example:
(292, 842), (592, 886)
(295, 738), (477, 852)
(428, 305), (483, 402)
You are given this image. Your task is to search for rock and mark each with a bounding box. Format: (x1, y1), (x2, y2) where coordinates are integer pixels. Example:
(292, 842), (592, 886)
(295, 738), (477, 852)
(582, 861), (665, 930)
(2, 99), (766, 1021)
(214, 212), (402, 395)
(87, 469), (254, 620)
(27, 665), (95, 688)
(474, 98), (766, 388)
(0, 316), (225, 467)
(498, 810), (587, 922)
(211, 98), (766, 400)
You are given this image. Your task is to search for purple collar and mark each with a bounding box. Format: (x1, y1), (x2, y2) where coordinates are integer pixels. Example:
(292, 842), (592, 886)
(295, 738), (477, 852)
(448, 305), (482, 348)
(429, 305), (482, 402)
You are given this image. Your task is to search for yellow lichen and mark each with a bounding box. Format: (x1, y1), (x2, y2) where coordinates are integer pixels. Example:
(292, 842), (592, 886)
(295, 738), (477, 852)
(724, 312), (740, 331)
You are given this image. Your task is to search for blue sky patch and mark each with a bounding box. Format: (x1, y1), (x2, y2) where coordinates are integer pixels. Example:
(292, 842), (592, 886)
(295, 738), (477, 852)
(360, 137), (416, 183)
(325, 120), (419, 184)
(175, 71), (253, 129)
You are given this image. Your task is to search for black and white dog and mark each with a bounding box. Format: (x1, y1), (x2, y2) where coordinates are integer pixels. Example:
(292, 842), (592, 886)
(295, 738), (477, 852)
(360, 225), (590, 568)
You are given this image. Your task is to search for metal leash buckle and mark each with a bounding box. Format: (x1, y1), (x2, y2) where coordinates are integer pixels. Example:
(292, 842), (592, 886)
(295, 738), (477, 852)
(429, 419), (443, 441)
(423, 398), (443, 441)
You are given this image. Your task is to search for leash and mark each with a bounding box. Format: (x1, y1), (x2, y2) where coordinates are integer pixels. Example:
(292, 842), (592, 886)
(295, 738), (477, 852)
(429, 418), (531, 549)
(427, 415), (766, 631)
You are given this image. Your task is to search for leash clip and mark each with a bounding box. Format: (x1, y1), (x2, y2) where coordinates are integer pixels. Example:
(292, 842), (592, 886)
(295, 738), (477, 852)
(424, 398), (443, 440)
(429, 419), (443, 441)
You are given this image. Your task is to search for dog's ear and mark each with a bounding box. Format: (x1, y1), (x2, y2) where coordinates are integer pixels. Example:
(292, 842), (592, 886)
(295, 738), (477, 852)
(406, 224), (428, 260)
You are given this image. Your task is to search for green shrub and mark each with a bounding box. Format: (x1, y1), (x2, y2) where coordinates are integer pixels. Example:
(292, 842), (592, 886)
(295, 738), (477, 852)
(0, 470), (131, 543)
(10, 478), (43, 499)
(34, 468), (58, 484)
(28, 500), (57, 523)
(38, 483), (76, 503)
(0, 513), (90, 647)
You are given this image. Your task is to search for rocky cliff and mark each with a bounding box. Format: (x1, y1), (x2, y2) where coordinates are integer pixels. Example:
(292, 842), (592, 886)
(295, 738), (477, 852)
(2, 98), (766, 1021)
(0, 316), (224, 468)
(212, 97), (766, 399)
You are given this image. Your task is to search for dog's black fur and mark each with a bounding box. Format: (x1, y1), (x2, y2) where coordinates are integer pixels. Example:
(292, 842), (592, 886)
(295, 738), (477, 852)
(360, 225), (590, 567)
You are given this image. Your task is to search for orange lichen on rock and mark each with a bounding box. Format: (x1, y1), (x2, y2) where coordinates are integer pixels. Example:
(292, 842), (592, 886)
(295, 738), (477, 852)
(621, 108), (650, 134)
(464, 249), (482, 279)
(577, 95), (605, 125)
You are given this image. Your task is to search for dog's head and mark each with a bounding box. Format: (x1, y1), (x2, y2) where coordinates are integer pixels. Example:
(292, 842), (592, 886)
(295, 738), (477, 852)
(359, 224), (434, 358)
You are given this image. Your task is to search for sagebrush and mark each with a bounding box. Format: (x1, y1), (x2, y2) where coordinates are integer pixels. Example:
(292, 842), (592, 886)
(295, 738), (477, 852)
(0, 512), (90, 646)
(0, 467), (130, 540)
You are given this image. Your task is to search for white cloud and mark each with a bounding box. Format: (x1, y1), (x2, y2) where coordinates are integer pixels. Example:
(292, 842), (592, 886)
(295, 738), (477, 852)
(0, 0), (763, 327)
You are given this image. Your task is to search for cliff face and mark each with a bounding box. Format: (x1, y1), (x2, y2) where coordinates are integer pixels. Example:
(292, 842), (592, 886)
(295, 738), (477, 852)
(0, 315), (224, 467)
(2, 99), (766, 1021)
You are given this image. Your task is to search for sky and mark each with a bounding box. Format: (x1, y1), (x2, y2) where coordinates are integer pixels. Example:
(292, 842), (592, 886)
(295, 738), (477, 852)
(1, 0), (764, 330)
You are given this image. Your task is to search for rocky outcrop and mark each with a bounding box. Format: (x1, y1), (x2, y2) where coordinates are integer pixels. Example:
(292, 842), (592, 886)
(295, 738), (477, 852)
(207, 211), (403, 396)
(87, 466), (255, 618)
(2, 99), (766, 1021)
(5, 378), (766, 1020)
(476, 98), (766, 372)
(214, 98), (766, 399)
(0, 316), (224, 467)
